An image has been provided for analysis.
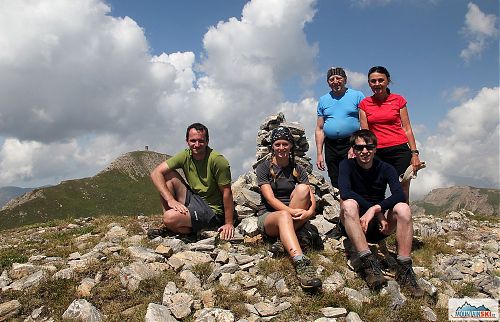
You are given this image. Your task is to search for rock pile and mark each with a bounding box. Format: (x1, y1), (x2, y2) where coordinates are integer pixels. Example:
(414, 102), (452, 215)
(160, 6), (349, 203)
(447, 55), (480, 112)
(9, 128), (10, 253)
(254, 112), (312, 172)
(233, 113), (340, 238)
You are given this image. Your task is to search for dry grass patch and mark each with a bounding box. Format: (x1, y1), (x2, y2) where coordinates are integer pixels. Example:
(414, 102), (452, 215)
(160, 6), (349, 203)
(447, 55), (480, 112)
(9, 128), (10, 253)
(4, 278), (79, 319)
(412, 236), (454, 267)
(454, 281), (478, 297)
(213, 285), (256, 319)
(391, 298), (430, 322)
(90, 270), (179, 320)
(0, 247), (29, 271)
(277, 290), (353, 322)
(191, 262), (214, 285)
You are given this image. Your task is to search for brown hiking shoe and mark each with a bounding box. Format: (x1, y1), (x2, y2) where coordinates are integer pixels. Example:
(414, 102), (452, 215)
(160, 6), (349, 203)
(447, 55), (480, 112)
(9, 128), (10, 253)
(395, 259), (425, 298)
(359, 254), (387, 290)
(294, 257), (322, 289)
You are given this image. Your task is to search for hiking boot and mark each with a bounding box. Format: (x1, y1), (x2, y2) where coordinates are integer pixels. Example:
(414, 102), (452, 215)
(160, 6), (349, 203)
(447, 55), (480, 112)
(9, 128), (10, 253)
(294, 257), (322, 289)
(296, 222), (324, 251)
(395, 259), (425, 298)
(147, 226), (169, 239)
(359, 253), (387, 290)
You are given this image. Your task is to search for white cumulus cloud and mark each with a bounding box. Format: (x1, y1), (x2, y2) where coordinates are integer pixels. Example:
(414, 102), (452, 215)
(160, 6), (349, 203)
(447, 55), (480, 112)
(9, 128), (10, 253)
(416, 87), (500, 198)
(0, 0), (319, 187)
(460, 2), (498, 62)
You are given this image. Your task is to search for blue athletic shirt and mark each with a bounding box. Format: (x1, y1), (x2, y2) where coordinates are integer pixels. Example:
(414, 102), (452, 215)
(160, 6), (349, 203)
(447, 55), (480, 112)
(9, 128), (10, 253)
(317, 88), (364, 139)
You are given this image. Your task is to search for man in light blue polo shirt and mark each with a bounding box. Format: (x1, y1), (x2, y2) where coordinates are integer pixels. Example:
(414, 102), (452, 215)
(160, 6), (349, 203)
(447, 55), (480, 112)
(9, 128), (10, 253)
(315, 67), (364, 188)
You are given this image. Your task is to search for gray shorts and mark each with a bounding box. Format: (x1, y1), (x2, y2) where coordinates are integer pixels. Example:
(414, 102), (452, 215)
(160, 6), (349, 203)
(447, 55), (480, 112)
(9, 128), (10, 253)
(185, 189), (223, 233)
(257, 211), (272, 236)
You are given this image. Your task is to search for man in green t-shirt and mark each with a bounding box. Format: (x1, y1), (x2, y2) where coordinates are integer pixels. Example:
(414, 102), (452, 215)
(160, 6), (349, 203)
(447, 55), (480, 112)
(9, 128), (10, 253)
(148, 123), (235, 240)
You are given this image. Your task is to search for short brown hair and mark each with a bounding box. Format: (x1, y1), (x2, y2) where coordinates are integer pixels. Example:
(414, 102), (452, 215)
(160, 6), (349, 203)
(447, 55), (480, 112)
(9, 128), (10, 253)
(186, 123), (209, 141)
(350, 129), (377, 147)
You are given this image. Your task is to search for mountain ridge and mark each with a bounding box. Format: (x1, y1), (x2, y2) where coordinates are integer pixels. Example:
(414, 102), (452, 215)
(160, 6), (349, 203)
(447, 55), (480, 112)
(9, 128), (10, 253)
(0, 150), (168, 230)
(412, 185), (499, 216)
(0, 186), (33, 208)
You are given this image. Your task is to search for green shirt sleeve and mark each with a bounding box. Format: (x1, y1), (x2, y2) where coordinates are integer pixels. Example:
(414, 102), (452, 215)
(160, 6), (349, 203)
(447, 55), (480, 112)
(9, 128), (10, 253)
(166, 150), (188, 170)
(212, 155), (232, 186)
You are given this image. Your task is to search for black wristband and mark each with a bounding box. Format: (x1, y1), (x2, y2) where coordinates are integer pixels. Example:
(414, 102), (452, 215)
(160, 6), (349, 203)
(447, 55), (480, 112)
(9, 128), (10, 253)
(411, 149), (419, 155)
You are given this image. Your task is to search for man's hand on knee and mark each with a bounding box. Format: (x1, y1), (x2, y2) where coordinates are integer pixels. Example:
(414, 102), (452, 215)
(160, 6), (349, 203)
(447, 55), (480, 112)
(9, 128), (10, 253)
(167, 199), (189, 214)
(360, 205), (382, 233)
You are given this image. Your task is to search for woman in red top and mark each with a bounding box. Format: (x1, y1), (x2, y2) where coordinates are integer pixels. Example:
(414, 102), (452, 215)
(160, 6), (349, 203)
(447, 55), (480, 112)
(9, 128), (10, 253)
(359, 66), (422, 201)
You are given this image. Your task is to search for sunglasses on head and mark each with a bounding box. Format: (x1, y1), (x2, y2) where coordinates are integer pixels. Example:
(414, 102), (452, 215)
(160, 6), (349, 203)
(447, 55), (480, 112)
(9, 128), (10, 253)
(353, 144), (376, 151)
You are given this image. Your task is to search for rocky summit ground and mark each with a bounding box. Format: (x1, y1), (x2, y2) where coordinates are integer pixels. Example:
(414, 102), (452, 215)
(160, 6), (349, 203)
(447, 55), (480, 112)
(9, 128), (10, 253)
(0, 208), (498, 322)
(0, 113), (498, 321)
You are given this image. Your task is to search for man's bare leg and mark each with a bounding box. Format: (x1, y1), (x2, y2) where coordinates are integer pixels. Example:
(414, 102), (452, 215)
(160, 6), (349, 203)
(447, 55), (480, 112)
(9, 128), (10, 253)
(158, 171), (192, 234)
(386, 202), (413, 257)
(340, 199), (369, 252)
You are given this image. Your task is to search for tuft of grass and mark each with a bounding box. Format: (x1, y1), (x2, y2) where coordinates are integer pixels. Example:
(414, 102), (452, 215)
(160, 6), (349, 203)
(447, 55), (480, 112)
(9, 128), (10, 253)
(11, 278), (79, 318)
(314, 250), (346, 275)
(257, 257), (292, 278)
(412, 236), (454, 267)
(191, 262), (214, 285)
(356, 293), (393, 322)
(277, 290), (356, 322)
(344, 276), (366, 290)
(90, 270), (178, 320)
(455, 281), (478, 297)
(393, 299), (426, 322)
(0, 248), (28, 270)
(213, 285), (253, 319)
(435, 307), (449, 321)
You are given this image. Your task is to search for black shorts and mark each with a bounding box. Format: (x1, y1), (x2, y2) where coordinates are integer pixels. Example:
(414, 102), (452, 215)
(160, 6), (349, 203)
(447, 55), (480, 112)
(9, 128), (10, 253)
(338, 215), (390, 244)
(185, 189), (224, 233)
(324, 136), (351, 188)
(376, 143), (411, 176)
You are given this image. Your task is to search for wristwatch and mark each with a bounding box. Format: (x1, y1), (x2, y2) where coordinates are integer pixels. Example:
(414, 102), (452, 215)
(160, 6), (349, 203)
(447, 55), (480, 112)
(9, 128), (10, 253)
(410, 149), (419, 155)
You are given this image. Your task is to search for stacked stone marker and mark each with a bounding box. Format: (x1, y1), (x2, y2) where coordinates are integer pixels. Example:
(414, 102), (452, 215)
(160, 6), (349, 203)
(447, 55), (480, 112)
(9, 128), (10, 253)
(254, 112), (312, 173)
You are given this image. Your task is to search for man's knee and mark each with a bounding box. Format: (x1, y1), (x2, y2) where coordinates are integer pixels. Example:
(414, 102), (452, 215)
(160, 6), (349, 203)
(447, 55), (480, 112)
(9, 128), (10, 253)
(163, 209), (189, 228)
(340, 199), (360, 220)
(393, 202), (411, 222)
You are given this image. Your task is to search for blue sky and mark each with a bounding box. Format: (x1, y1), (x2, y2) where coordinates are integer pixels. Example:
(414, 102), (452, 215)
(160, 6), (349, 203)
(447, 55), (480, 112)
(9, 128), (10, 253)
(0, 0), (498, 199)
(107, 0), (499, 129)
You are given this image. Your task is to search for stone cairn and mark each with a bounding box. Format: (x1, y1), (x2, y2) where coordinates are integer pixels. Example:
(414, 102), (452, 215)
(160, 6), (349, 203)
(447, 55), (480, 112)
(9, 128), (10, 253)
(232, 112), (341, 238)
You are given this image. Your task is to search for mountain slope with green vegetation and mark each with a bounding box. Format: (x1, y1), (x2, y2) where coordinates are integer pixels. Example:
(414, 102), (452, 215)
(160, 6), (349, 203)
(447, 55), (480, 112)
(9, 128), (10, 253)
(0, 151), (168, 230)
(0, 186), (33, 208)
(412, 186), (499, 217)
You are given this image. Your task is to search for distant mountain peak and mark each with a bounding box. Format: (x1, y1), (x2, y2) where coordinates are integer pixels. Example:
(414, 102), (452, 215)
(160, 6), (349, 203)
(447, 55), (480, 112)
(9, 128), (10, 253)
(0, 150), (169, 229)
(98, 150), (169, 181)
(412, 186), (499, 216)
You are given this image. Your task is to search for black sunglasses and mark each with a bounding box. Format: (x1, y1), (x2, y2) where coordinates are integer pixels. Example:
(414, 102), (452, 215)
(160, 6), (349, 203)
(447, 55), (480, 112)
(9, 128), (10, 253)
(353, 144), (376, 151)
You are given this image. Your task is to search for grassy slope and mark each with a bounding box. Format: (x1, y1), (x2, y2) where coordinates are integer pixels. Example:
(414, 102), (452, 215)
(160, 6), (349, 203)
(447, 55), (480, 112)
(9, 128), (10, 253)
(0, 152), (165, 230)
